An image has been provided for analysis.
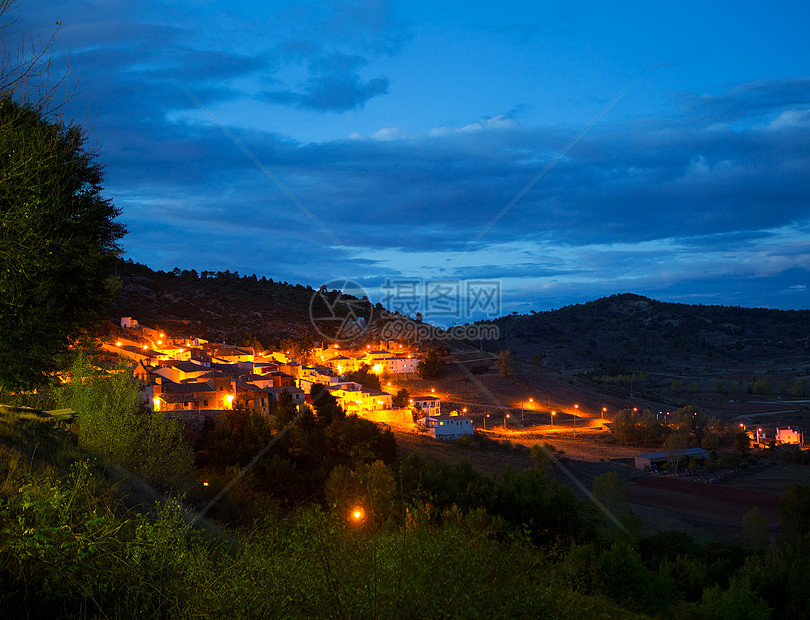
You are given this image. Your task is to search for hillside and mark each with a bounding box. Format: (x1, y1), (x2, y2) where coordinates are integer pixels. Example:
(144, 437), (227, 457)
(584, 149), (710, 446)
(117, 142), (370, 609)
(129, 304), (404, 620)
(110, 265), (810, 380)
(108, 261), (376, 345)
(485, 293), (810, 376)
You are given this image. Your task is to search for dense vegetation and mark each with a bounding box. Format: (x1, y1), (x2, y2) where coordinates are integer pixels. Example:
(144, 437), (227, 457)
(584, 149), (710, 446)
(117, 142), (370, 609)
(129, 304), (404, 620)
(0, 97), (125, 393)
(3, 363), (810, 618)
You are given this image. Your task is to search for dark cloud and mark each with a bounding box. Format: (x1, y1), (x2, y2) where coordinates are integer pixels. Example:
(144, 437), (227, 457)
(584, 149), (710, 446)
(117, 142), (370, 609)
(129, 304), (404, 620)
(12, 1), (807, 310)
(88, 73), (810, 263)
(265, 74), (388, 111)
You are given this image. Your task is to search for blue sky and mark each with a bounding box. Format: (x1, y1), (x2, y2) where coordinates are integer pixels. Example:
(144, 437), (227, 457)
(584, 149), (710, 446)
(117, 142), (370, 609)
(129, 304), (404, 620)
(17, 1), (810, 322)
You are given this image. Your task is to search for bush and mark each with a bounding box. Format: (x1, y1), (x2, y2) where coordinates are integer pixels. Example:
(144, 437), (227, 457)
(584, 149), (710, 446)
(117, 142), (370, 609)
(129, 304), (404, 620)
(57, 355), (194, 493)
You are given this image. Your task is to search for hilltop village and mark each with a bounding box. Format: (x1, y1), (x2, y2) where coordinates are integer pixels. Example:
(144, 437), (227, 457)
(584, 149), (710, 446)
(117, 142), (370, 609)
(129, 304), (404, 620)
(103, 316), (468, 439)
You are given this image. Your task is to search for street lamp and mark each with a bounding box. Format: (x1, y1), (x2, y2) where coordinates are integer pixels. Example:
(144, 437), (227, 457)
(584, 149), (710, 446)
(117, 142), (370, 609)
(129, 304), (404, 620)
(602, 407), (607, 423)
(484, 413), (490, 429)
(551, 411), (556, 427)
(505, 413), (510, 428)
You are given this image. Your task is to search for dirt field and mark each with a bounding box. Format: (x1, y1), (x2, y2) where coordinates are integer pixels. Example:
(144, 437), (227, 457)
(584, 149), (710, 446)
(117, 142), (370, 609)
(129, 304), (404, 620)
(389, 420), (808, 545)
(383, 352), (810, 545)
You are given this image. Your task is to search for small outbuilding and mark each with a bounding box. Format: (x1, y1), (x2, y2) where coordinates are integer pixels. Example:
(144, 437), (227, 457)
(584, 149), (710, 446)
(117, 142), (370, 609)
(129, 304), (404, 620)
(634, 447), (709, 471)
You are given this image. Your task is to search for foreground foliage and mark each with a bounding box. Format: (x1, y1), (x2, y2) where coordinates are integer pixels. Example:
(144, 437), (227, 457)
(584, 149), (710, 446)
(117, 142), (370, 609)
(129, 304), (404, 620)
(2, 390), (808, 617)
(0, 97), (125, 393)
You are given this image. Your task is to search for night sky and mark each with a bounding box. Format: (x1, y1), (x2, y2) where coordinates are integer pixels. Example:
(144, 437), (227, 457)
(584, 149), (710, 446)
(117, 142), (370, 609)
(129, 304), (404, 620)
(17, 1), (810, 321)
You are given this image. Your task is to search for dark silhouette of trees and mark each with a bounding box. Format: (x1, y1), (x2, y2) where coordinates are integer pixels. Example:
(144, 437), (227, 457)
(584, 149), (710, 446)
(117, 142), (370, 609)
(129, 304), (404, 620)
(345, 364), (381, 391)
(0, 96), (125, 392)
(417, 350), (443, 379)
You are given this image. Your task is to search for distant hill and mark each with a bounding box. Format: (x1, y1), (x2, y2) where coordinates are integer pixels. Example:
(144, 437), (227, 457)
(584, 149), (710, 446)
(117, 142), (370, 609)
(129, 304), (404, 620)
(109, 265), (810, 378)
(484, 293), (810, 376)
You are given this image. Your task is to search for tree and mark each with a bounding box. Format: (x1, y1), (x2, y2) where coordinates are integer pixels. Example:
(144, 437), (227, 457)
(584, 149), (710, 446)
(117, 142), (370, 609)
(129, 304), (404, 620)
(495, 350), (513, 378)
(57, 354), (193, 492)
(417, 350), (443, 379)
(742, 506), (769, 552)
(392, 388), (409, 408)
(0, 96), (126, 392)
(309, 383), (344, 425)
(778, 484), (810, 546)
(592, 471), (642, 540)
(1, 1), (75, 112)
(345, 364), (381, 391)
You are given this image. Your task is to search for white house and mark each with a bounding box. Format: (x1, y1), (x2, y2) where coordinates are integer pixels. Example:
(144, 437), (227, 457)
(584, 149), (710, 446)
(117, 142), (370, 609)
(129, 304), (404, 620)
(776, 427), (804, 445)
(411, 396), (441, 416)
(420, 415), (473, 440)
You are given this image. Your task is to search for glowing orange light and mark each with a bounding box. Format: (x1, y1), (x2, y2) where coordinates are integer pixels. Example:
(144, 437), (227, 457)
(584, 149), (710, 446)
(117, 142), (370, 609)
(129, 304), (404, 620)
(143, 345), (148, 350)
(116, 341), (122, 346)
(203, 481), (209, 487)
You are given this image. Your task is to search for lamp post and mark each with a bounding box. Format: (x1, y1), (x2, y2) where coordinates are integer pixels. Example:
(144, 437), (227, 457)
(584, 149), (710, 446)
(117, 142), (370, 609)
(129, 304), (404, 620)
(484, 413), (490, 429)
(602, 407), (607, 423)
(505, 413), (510, 429)
(551, 411), (556, 427)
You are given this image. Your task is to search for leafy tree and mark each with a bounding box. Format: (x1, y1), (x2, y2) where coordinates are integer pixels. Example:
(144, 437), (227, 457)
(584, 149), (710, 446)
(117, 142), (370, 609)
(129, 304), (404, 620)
(735, 430), (751, 455)
(392, 388), (409, 408)
(345, 364), (381, 391)
(309, 383), (344, 425)
(56, 354), (193, 492)
(670, 405), (707, 445)
(664, 432), (692, 469)
(416, 349), (443, 379)
(670, 378), (684, 393)
(495, 350), (513, 378)
(778, 484), (810, 546)
(742, 506), (769, 552)
(592, 471), (641, 540)
(0, 96), (125, 392)
(791, 380), (806, 397)
(324, 460), (396, 523)
(749, 378), (771, 395)
(279, 336), (313, 363)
